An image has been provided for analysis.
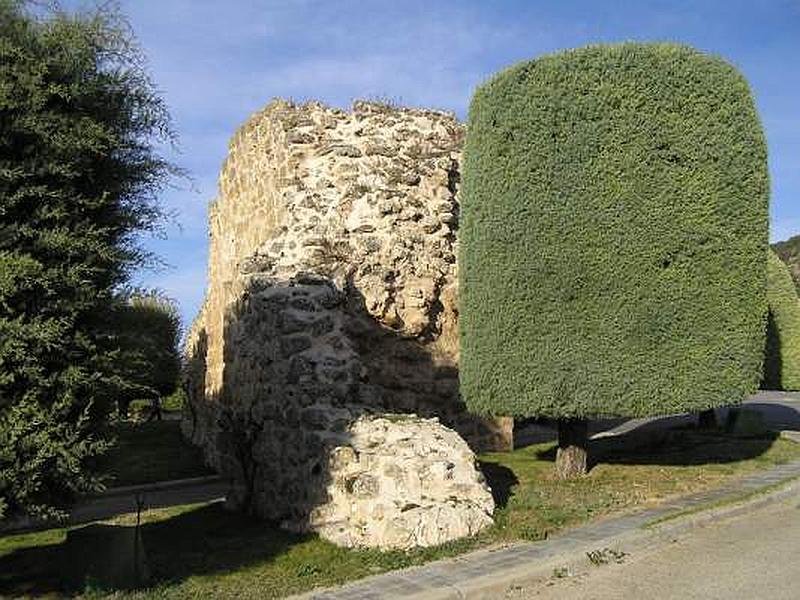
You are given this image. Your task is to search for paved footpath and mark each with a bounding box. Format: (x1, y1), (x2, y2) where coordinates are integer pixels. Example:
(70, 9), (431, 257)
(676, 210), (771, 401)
(512, 496), (800, 600)
(0, 476), (227, 534)
(297, 457), (800, 599)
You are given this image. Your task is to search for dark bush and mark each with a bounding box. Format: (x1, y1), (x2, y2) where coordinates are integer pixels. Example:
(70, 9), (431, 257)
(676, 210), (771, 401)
(113, 290), (183, 416)
(460, 43), (769, 421)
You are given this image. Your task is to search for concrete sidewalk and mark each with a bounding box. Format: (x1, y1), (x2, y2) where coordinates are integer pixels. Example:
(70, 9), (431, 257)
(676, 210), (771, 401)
(0, 475), (228, 534)
(296, 458), (800, 600)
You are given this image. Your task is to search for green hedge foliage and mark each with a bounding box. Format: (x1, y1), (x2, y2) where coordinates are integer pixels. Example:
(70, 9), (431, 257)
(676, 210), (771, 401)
(762, 251), (800, 391)
(772, 234), (800, 294)
(459, 43), (769, 419)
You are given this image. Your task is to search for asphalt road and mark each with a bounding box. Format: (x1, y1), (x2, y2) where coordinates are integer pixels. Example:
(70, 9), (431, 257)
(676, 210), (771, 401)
(515, 391), (800, 446)
(514, 496), (800, 600)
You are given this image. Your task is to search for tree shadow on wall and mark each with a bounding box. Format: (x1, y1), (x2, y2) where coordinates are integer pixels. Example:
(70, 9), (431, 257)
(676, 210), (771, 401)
(178, 273), (502, 568)
(339, 274), (501, 444)
(182, 326), (207, 437)
(208, 275), (353, 526)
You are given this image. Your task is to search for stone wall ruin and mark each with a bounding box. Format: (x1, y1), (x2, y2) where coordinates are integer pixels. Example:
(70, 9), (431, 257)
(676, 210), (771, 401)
(183, 99), (510, 549)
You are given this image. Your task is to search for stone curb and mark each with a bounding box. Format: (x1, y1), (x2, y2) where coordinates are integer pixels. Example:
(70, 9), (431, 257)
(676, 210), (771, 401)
(296, 458), (800, 600)
(90, 474), (224, 498)
(781, 430), (800, 443)
(640, 475), (800, 536)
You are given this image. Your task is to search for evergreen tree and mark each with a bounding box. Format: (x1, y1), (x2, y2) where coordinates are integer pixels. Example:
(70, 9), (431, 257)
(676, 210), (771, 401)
(460, 44), (769, 478)
(0, 0), (177, 518)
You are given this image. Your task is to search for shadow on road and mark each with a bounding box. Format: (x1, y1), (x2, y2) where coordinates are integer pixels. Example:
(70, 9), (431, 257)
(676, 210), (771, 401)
(607, 400), (800, 441)
(742, 402), (800, 430)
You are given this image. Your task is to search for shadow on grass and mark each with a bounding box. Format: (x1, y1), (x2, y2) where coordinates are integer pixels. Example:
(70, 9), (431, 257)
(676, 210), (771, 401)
(93, 420), (213, 488)
(0, 503), (307, 597)
(534, 426), (780, 469)
(144, 504), (306, 583)
(526, 399), (800, 470)
(0, 536), (67, 597)
(478, 461), (518, 509)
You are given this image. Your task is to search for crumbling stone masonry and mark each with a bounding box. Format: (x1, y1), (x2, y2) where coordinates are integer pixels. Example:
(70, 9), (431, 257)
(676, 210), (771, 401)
(183, 100), (510, 549)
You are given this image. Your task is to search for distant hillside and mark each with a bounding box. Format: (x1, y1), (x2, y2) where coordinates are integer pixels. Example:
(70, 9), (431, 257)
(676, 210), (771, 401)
(772, 234), (800, 294)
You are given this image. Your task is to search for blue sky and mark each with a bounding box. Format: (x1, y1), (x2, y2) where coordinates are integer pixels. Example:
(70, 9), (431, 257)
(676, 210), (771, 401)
(63, 1), (800, 327)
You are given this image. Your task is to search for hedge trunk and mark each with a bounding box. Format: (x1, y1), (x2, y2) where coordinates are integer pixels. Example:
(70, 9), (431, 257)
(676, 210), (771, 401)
(555, 419), (589, 479)
(697, 409), (719, 429)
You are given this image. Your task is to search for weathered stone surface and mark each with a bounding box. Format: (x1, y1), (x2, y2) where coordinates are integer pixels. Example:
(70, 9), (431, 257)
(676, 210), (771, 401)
(305, 415), (494, 550)
(182, 99), (507, 549)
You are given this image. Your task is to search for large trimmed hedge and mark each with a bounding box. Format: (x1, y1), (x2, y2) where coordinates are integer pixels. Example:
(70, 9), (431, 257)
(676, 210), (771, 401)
(459, 43), (769, 419)
(763, 250), (800, 391)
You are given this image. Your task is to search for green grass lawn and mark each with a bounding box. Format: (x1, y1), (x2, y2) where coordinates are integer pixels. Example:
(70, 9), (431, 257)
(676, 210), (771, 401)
(95, 420), (213, 488)
(2, 429), (799, 599)
(126, 391), (185, 422)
